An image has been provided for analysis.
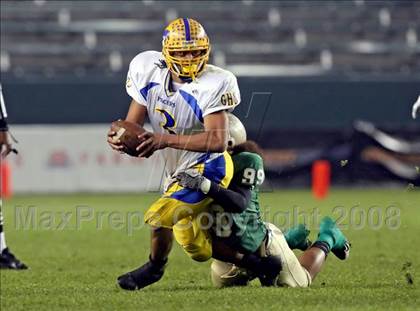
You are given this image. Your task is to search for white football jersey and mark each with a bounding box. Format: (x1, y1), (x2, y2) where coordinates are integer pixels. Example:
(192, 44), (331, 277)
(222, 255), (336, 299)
(126, 51), (240, 184)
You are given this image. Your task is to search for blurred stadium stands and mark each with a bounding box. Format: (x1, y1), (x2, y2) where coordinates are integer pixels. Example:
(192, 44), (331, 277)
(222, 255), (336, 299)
(0, 1), (419, 191)
(1, 0), (419, 77)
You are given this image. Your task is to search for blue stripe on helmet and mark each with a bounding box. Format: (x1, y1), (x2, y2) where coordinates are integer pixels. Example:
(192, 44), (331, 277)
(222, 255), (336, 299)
(183, 18), (191, 41)
(162, 29), (169, 39)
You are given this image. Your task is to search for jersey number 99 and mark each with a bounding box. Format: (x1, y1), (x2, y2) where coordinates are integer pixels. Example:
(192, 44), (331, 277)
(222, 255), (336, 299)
(242, 168), (264, 186)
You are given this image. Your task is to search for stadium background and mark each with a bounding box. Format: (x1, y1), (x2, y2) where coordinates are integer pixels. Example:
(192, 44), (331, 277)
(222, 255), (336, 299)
(1, 0), (420, 194)
(1, 0), (419, 193)
(0, 2), (419, 311)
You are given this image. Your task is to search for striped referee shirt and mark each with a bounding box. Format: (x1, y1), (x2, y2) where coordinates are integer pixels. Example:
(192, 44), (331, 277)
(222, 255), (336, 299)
(0, 83), (8, 131)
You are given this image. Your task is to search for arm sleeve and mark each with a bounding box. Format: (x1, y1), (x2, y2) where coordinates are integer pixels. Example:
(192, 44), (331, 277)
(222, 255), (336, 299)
(207, 181), (251, 213)
(126, 59), (147, 106)
(202, 72), (241, 117)
(0, 84), (9, 131)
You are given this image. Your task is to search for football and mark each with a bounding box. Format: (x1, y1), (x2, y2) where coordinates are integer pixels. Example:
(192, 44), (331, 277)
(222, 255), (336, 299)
(110, 120), (146, 157)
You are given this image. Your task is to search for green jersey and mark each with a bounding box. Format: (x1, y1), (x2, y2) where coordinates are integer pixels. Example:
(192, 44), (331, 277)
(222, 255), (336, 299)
(211, 152), (267, 253)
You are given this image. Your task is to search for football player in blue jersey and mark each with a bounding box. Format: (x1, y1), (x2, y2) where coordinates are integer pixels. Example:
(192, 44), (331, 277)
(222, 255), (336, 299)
(108, 18), (283, 290)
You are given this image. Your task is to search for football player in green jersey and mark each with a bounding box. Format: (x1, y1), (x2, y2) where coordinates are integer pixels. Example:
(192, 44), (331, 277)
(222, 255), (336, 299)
(177, 114), (350, 288)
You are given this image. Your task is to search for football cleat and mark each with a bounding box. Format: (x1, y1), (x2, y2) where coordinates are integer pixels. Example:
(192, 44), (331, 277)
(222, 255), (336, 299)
(0, 248), (28, 270)
(162, 18), (210, 80)
(318, 217), (351, 260)
(117, 258), (166, 291)
(284, 223), (312, 251)
(220, 264), (252, 287)
(332, 240), (351, 261)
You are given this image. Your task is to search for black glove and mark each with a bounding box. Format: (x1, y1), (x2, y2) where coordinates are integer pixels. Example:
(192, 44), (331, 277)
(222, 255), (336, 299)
(176, 172), (210, 192)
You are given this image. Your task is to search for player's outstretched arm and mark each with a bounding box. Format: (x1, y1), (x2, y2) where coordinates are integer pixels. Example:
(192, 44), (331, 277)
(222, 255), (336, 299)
(176, 172), (250, 213)
(136, 111), (228, 157)
(207, 182), (251, 213)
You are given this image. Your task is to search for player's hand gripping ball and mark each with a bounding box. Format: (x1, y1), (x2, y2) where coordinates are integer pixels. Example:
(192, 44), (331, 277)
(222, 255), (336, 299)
(109, 120), (145, 157)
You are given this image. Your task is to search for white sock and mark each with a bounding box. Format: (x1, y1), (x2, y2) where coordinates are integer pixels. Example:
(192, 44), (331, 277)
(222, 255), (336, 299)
(0, 232), (6, 253)
(0, 206), (6, 252)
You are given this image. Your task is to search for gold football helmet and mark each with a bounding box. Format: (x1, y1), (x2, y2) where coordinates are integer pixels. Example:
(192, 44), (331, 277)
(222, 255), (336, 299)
(162, 18), (210, 80)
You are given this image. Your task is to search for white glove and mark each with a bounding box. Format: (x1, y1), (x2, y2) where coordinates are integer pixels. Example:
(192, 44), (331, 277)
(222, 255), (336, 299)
(412, 95), (420, 119)
(176, 171), (211, 194)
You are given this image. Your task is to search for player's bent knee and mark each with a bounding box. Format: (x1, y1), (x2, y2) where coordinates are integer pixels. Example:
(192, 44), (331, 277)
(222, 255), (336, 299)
(264, 223), (312, 288)
(277, 266), (312, 288)
(183, 244), (212, 262)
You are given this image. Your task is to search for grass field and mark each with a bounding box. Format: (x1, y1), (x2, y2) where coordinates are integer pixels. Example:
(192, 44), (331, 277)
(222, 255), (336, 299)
(0, 189), (419, 310)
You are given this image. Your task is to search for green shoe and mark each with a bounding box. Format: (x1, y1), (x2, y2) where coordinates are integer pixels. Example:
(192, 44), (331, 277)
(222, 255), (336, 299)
(284, 224), (311, 251)
(318, 216), (350, 260)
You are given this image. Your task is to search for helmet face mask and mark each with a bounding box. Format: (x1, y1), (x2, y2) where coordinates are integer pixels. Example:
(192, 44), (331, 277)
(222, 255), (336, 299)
(164, 48), (210, 80)
(162, 18), (211, 80)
